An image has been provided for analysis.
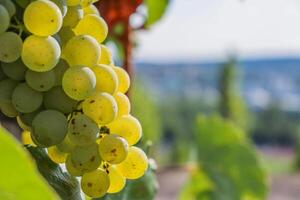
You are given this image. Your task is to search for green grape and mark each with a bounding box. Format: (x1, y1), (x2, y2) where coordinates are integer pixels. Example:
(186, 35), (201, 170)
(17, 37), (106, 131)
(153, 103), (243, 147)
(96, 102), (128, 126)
(18, 109), (42, 128)
(81, 168), (110, 198)
(25, 70), (56, 92)
(17, 116), (31, 131)
(107, 165), (126, 194)
(0, 32), (23, 63)
(83, 4), (99, 16)
(1, 101), (17, 117)
(32, 110), (68, 147)
(66, 0), (81, 6)
(112, 66), (130, 94)
(0, 79), (18, 107)
(116, 146), (148, 180)
(82, 92), (118, 125)
(53, 59), (69, 86)
(0, 5), (9, 33)
(1, 59), (27, 81)
(70, 143), (101, 173)
(107, 115), (142, 146)
(57, 135), (75, 153)
(65, 154), (83, 176)
(62, 66), (96, 100)
(47, 145), (67, 163)
(68, 113), (99, 146)
(22, 35), (61, 72)
(44, 86), (77, 114)
(98, 45), (113, 65)
(64, 35), (101, 67)
(24, 0), (63, 36)
(114, 92), (130, 118)
(12, 83), (43, 113)
(98, 134), (129, 164)
(50, 0), (67, 17)
(80, 0), (97, 7)
(0, 0), (16, 17)
(74, 14), (108, 43)
(58, 27), (75, 50)
(62, 5), (83, 28)
(0, 65), (6, 80)
(91, 64), (118, 94)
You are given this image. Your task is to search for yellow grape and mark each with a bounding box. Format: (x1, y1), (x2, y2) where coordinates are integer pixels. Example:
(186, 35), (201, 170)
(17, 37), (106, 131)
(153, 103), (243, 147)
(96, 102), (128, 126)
(81, 168), (110, 198)
(83, 4), (99, 16)
(0, 32), (23, 63)
(21, 130), (36, 146)
(107, 165), (126, 194)
(98, 45), (113, 65)
(24, 0), (63, 36)
(98, 134), (129, 164)
(66, 0), (81, 6)
(74, 14), (108, 43)
(62, 5), (83, 28)
(50, 0), (67, 17)
(113, 92), (130, 118)
(22, 35), (61, 72)
(112, 66), (130, 94)
(62, 66), (96, 100)
(91, 64), (118, 94)
(47, 145), (67, 164)
(82, 92), (118, 125)
(116, 146), (148, 180)
(17, 116), (31, 131)
(64, 35), (101, 67)
(65, 155), (83, 176)
(107, 115), (142, 146)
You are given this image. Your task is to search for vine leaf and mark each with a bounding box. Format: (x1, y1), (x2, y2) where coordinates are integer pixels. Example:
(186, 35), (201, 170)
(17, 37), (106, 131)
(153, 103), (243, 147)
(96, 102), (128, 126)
(144, 0), (169, 27)
(27, 146), (82, 200)
(0, 126), (58, 200)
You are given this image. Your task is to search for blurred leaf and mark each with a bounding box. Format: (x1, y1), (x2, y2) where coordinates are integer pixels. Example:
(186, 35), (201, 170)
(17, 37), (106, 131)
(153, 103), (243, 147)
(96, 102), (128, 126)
(0, 126), (58, 200)
(27, 146), (82, 200)
(145, 0), (169, 27)
(180, 116), (268, 200)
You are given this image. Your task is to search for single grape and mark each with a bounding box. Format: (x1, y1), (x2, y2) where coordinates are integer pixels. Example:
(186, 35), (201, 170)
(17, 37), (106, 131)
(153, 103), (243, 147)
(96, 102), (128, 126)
(57, 135), (75, 153)
(98, 134), (129, 164)
(63, 5), (83, 28)
(70, 143), (102, 173)
(0, 5), (9, 33)
(44, 86), (77, 114)
(47, 145), (67, 163)
(0, 79), (18, 107)
(17, 116), (32, 131)
(50, 0), (67, 17)
(83, 4), (99, 16)
(12, 83), (43, 113)
(91, 64), (118, 94)
(112, 66), (130, 94)
(0, 32), (23, 63)
(107, 165), (126, 194)
(22, 35), (61, 72)
(74, 14), (108, 43)
(25, 70), (56, 92)
(98, 45), (113, 65)
(0, 0), (16, 17)
(65, 154), (83, 176)
(64, 35), (101, 67)
(107, 115), (142, 146)
(116, 146), (148, 180)
(21, 130), (36, 146)
(82, 92), (118, 125)
(1, 59), (27, 81)
(53, 59), (69, 86)
(114, 92), (130, 118)
(68, 113), (99, 146)
(32, 110), (68, 147)
(81, 168), (110, 198)
(66, 0), (81, 6)
(24, 0), (63, 36)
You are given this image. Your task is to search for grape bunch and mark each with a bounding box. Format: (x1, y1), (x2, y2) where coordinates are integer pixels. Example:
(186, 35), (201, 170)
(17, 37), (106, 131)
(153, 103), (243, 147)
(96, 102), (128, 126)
(0, 0), (148, 198)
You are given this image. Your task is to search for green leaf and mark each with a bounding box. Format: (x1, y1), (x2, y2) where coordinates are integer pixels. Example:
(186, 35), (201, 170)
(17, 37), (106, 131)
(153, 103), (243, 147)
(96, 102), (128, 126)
(145, 0), (169, 27)
(0, 126), (59, 200)
(27, 146), (82, 200)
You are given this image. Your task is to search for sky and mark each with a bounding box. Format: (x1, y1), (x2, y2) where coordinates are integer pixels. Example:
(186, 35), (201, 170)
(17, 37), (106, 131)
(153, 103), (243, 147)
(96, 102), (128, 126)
(134, 0), (300, 61)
